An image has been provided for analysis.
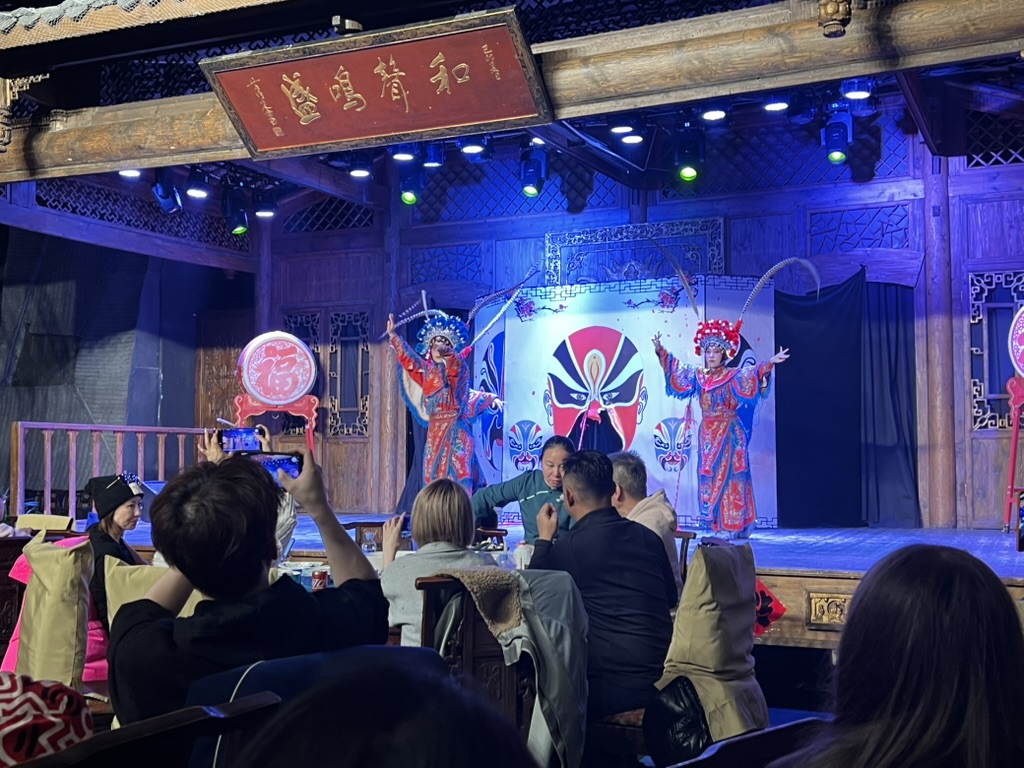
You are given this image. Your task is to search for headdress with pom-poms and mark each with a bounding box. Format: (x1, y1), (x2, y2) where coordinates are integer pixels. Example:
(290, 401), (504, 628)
(692, 257), (819, 358)
(416, 313), (471, 356)
(693, 318), (742, 357)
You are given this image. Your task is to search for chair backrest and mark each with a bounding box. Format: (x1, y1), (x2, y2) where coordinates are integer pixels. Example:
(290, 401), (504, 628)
(19, 691), (281, 768)
(416, 575), (535, 735)
(15, 514), (74, 532)
(186, 646), (450, 768)
(671, 717), (826, 768)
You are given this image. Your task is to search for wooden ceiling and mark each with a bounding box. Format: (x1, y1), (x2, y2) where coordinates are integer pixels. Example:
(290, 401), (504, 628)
(0, 0), (1021, 191)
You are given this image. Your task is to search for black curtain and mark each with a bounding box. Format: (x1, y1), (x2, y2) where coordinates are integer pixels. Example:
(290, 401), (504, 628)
(776, 272), (865, 527)
(862, 282), (921, 527)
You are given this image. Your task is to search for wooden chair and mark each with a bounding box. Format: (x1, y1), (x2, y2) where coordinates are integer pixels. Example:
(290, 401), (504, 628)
(675, 529), (696, 584)
(19, 691), (281, 768)
(475, 527), (509, 549)
(415, 575), (535, 736)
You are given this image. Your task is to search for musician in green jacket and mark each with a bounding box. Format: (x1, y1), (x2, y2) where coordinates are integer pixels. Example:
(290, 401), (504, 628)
(472, 436), (575, 544)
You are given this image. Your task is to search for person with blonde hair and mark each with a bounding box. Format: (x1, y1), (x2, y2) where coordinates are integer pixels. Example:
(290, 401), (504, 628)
(381, 479), (495, 646)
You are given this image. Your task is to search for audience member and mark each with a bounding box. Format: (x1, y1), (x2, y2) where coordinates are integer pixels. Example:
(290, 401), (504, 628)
(108, 445), (388, 724)
(236, 662), (539, 768)
(529, 450), (675, 719)
(86, 473), (149, 631)
(472, 435), (575, 544)
(769, 544), (1024, 768)
(197, 424), (297, 561)
(609, 450), (682, 600)
(381, 479), (495, 646)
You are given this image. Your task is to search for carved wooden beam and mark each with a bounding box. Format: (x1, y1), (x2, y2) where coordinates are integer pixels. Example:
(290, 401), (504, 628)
(235, 157), (389, 210)
(0, 184), (257, 272)
(895, 71), (947, 157)
(536, 0), (1024, 118)
(0, 0), (1022, 181)
(945, 81), (1024, 122)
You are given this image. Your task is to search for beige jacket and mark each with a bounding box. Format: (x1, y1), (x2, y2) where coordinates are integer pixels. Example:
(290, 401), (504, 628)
(626, 489), (683, 599)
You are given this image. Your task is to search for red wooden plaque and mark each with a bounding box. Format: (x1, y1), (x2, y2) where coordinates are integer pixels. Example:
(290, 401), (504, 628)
(200, 8), (552, 159)
(237, 331), (317, 406)
(1010, 305), (1024, 378)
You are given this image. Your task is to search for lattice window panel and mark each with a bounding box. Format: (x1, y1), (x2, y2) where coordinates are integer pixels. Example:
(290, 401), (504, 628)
(282, 197), (374, 234)
(35, 178), (250, 252)
(663, 111), (910, 199)
(412, 244), (483, 284)
(413, 149), (619, 224)
(809, 204), (910, 255)
(455, 0), (777, 44)
(966, 112), (1024, 169)
(100, 30), (338, 105)
(326, 311), (371, 437)
(968, 271), (1024, 430)
(280, 312), (322, 435)
(545, 220), (723, 285)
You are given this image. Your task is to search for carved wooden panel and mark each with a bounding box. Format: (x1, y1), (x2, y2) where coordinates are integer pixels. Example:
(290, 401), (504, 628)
(325, 439), (371, 512)
(810, 204), (910, 255)
(195, 309), (254, 432)
(967, 271), (1024, 431)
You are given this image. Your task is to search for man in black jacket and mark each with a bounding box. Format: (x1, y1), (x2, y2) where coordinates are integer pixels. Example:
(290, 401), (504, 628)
(108, 445), (388, 724)
(530, 450), (676, 719)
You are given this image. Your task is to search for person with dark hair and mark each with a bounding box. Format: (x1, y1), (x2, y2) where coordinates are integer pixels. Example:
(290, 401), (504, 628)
(107, 445), (389, 725)
(86, 473), (149, 631)
(471, 435), (575, 544)
(609, 451), (683, 599)
(530, 450), (676, 719)
(769, 544), (1024, 768)
(235, 661), (540, 768)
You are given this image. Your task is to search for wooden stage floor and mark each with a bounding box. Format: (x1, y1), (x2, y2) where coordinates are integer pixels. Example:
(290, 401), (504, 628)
(124, 519), (1024, 649)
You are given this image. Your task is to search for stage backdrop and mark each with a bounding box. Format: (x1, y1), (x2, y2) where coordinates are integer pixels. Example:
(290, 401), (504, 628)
(473, 276), (778, 529)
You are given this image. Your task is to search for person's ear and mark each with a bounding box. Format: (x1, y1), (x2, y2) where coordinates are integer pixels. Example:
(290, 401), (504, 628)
(612, 484), (624, 504)
(563, 486), (576, 508)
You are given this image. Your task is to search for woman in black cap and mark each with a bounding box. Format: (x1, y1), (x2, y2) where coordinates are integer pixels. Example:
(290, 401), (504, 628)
(86, 473), (149, 631)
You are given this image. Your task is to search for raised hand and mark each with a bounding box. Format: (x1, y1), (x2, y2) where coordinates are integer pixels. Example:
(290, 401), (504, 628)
(386, 313), (396, 339)
(770, 347), (790, 365)
(198, 429), (226, 464)
(254, 424), (272, 452)
(536, 502), (559, 542)
(381, 512), (406, 569)
(651, 332), (664, 352)
(492, 398), (504, 412)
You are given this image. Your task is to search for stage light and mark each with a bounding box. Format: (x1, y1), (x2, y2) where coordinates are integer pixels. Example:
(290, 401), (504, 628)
(390, 143), (419, 162)
(520, 147), (548, 197)
(118, 169), (141, 179)
(185, 168), (211, 199)
(225, 186), (249, 235)
(348, 151), (373, 179)
(399, 165), (424, 205)
(822, 104), (853, 165)
(457, 135), (488, 155)
(849, 95), (878, 118)
(151, 169), (182, 215)
(842, 78), (872, 100)
(786, 95), (817, 126)
(700, 104), (728, 122)
(528, 136), (546, 146)
(253, 191), (277, 219)
(674, 127), (705, 183)
(763, 93), (789, 112)
(421, 142), (446, 169)
(608, 116), (635, 135)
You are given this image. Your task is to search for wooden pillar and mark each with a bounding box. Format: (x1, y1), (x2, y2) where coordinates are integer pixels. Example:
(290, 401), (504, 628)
(253, 218), (273, 334)
(922, 149), (957, 527)
(376, 192), (405, 513)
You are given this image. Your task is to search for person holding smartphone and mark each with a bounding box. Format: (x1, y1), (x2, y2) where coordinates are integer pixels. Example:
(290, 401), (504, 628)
(198, 424), (297, 562)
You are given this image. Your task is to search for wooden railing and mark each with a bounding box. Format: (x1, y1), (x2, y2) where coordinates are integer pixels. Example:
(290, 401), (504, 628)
(10, 421), (207, 516)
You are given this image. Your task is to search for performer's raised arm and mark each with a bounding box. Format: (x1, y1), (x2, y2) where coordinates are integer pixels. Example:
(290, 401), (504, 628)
(653, 333), (697, 399)
(387, 313), (426, 384)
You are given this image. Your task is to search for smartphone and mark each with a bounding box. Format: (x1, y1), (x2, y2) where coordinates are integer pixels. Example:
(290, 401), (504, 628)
(243, 451), (303, 481)
(220, 428), (261, 452)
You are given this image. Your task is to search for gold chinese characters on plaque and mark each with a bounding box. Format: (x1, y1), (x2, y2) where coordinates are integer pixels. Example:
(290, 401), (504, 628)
(199, 7), (552, 159)
(806, 592), (852, 632)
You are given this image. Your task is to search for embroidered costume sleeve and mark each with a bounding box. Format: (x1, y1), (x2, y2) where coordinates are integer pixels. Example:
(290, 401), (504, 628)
(390, 335), (425, 386)
(660, 351), (698, 400)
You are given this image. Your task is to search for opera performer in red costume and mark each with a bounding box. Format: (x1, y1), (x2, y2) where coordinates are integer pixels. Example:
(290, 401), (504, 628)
(652, 257), (816, 537)
(385, 275), (534, 490)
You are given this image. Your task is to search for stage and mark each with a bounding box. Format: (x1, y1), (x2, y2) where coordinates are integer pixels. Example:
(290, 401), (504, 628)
(124, 520), (1024, 650)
